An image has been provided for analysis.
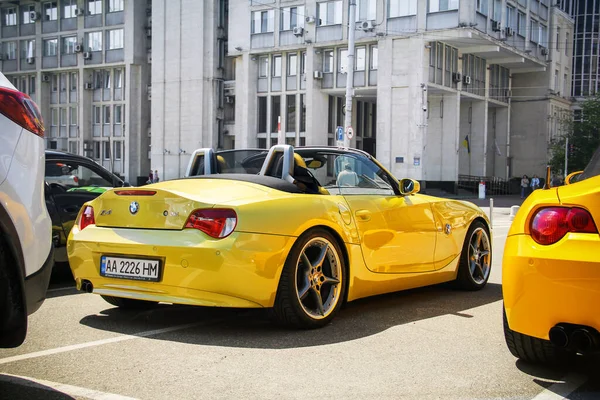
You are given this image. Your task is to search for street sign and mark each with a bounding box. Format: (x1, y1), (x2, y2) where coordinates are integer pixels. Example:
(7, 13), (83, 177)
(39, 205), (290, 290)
(336, 126), (344, 141)
(346, 126), (354, 140)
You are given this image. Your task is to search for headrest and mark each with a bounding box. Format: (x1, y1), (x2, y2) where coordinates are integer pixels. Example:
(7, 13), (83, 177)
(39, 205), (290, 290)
(293, 153), (307, 169)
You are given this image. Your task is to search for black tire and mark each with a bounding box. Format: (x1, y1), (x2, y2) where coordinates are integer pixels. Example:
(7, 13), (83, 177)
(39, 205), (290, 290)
(273, 228), (347, 329)
(101, 295), (158, 309)
(503, 308), (573, 365)
(454, 220), (491, 291)
(0, 241), (27, 348)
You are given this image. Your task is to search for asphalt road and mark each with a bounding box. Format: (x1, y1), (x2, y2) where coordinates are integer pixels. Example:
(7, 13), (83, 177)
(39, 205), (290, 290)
(1, 207), (598, 400)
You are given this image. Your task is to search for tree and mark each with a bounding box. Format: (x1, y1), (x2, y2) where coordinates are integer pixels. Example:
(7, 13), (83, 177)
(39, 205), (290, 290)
(549, 94), (600, 175)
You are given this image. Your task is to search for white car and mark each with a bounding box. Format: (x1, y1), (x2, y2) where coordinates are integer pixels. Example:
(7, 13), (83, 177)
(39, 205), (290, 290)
(0, 72), (53, 347)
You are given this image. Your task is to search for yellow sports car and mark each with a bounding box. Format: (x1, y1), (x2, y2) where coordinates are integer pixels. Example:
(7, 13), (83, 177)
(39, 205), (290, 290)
(503, 146), (600, 363)
(68, 145), (492, 329)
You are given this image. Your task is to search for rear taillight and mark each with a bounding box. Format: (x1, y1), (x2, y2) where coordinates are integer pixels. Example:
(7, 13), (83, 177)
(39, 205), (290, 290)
(185, 209), (237, 239)
(0, 87), (45, 137)
(530, 207), (598, 245)
(79, 206), (95, 230)
(114, 190), (157, 196)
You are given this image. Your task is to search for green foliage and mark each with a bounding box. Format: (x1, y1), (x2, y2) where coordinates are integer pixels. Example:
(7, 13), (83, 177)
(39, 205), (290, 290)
(549, 94), (600, 174)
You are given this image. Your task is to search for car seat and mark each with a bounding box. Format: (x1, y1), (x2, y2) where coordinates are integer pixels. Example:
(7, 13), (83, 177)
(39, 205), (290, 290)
(292, 153), (329, 195)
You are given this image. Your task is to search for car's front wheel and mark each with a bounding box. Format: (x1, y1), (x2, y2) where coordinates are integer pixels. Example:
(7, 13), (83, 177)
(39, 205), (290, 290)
(273, 228), (346, 329)
(101, 295), (158, 309)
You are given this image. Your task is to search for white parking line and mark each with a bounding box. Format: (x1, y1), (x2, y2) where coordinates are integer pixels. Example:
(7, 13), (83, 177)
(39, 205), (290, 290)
(0, 372), (140, 400)
(0, 322), (201, 366)
(530, 373), (589, 400)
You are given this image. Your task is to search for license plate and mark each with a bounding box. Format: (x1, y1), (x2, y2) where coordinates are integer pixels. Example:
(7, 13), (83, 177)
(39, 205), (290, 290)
(100, 256), (161, 282)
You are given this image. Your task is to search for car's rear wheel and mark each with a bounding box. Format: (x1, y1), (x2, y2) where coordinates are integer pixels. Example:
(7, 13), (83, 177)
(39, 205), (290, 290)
(101, 295), (158, 309)
(454, 221), (491, 291)
(503, 308), (573, 365)
(273, 228), (346, 329)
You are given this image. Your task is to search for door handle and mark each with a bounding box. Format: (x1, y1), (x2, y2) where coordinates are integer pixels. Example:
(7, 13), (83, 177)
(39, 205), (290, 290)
(355, 209), (371, 222)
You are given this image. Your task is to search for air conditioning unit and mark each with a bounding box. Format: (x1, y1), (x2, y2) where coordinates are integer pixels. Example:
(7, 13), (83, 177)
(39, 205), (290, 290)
(463, 75), (472, 85)
(452, 72), (462, 83)
(313, 70), (323, 79)
(492, 20), (501, 32)
(505, 27), (514, 37)
(225, 96), (234, 104)
(84, 82), (93, 90)
(42, 74), (50, 82)
(305, 16), (316, 24)
(541, 47), (549, 56)
(83, 51), (92, 59)
(75, 44), (83, 53)
(292, 26), (304, 37)
(359, 20), (375, 32)
(29, 11), (40, 21)
(76, 8), (86, 16)
(26, 57), (35, 64)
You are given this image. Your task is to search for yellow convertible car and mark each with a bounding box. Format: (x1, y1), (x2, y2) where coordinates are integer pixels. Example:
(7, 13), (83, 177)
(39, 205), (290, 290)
(68, 145), (492, 328)
(503, 146), (600, 363)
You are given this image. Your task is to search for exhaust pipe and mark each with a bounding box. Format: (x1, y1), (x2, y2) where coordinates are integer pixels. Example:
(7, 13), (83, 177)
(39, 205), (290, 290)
(549, 325), (570, 348)
(80, 280), (94, 293)
(570, 328), (599, 353)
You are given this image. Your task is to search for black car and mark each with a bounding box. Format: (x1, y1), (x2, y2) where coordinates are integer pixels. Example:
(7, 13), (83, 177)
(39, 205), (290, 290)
(45, 151), (130, 267)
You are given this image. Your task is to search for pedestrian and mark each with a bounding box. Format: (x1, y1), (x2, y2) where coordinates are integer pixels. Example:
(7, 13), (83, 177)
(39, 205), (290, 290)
(530, 174), (540, 191)
(146, 169), (154, 184)
(336, 163), (359, 187)
(520, 174), (529, 199)
(153, 169), (160, 183)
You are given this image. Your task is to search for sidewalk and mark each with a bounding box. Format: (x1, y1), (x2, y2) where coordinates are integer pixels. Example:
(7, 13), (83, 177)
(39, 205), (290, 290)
(463, 195), (524, 209)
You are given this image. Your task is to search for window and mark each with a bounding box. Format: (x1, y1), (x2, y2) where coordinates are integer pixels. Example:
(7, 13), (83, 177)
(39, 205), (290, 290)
(272, 55), (281, 77)
(476, 0), (488, 15)
(257, 97), (267, 133)
(108, 29), (124, 50)
(251, 10), (274, 34)
(88, 0), (102, 15)
(563, 73), (567, 96)
(530, 19), (539, 43)
(68, 141), (78, 154)
(286, 94), (296, 132)
(30, 76), (36, 94)
(280, 6), (304, 30)
(338, 48), (348, 73)
(323, 50), (334, 73)
(22, 5), (36, 24)
(44, 39), (58, 56)
(51, 108), (58, 126)
(93, 105), (101, 124)
(93, 70), (103, 88)
(356, 47), (366, 71)
(370, 45), (378, 70)
(114, 104), (122, 124)
(108, 0), (123, 12)
(4, 7), (17, 26)
(517, 11), (525, 37)
(318, 1), (343, 26)
(93, 141), (100, 159)
(389, 0), (416, 17)
(565, 32), (569, 56)
(506, 6), (515, 29)
(62, 36), (77, 54)
(4, 42), (16, 60)
(70, 107), (77, 125)
(258, 56), (268, 77)
(63, 0), (76, 18)
(113, 141), (122, 160)
(288, 54), (297, 76)
(103, 141), (110, 160)
(554, 70), (559, 91)
(104, 70), (111, 89)
(556, 27), (560, 51)
(300, 94), (306, 132)
(103, 105), (110, 124)
(70, 72), (77, 91)
(429, 0), (459, 12)
(60, 108), (67, 126)
(51, 74), (58, 92)
(60, 73), (67, 92)
(88, 31), (102, 51)
(301, 52), (306, 75)
(271, 96), (281, 134)
(114, 69), (122, 88)
(539, 24), (547, 47)
(492, 0), (502, 21)
(356, 0), (376, 21)
(44, 2), (57, 21)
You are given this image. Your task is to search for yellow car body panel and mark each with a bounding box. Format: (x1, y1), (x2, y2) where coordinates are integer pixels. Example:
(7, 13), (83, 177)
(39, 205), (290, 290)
(503, 175), (600, 340)
(68, 177), (489, 309)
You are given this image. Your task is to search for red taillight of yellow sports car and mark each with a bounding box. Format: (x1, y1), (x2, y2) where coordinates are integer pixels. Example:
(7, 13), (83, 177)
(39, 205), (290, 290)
(185, 209), (237, 239)
(78, 206), (96, 230)
(529, 206), (598, 245)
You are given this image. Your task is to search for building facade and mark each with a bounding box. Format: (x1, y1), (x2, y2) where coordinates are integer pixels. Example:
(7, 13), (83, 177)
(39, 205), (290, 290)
(0, 0), (151, 183)
(570, 0), (599, 101)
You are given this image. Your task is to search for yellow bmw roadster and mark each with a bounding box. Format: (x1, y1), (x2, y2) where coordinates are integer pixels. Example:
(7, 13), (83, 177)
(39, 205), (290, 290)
(503, 146), (600, 363)
(68, 145), (492, 328)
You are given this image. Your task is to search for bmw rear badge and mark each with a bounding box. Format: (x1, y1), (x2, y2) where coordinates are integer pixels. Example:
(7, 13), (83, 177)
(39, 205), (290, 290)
(129, 201), (139, 215)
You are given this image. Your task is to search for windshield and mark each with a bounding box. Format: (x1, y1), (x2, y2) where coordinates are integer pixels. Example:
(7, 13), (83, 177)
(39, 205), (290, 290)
(578, 146), (600, 181)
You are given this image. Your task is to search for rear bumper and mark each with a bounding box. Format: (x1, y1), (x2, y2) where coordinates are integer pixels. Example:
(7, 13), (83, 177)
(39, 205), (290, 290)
(502, 233), (600, 339)
(68, 226), (294, 308)
(24, 244), (54, 315)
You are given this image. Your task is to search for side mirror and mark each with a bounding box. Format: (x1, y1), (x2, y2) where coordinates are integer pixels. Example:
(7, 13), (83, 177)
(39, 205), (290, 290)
(399, 178), (420, 196)
(564, 171), (583, 185)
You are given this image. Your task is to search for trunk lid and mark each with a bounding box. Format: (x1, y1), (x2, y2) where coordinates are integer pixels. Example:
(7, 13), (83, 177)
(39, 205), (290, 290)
(93, 178), (269, 230)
